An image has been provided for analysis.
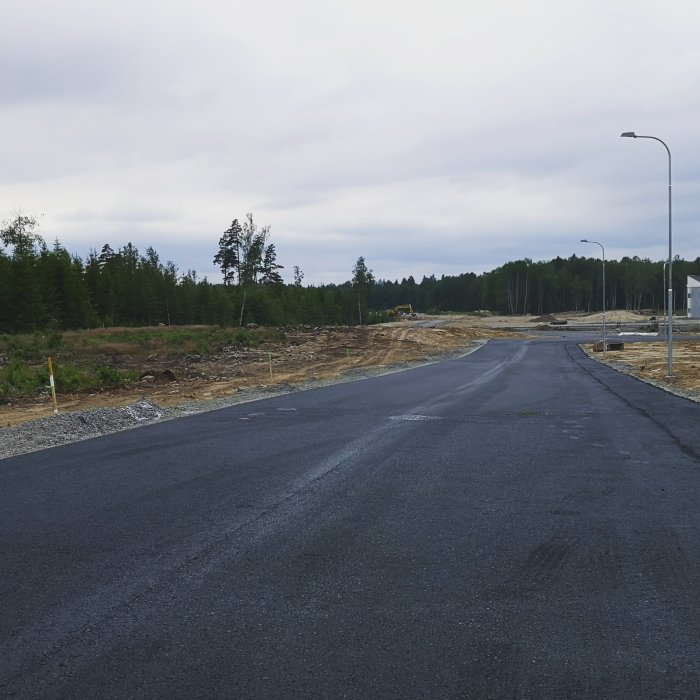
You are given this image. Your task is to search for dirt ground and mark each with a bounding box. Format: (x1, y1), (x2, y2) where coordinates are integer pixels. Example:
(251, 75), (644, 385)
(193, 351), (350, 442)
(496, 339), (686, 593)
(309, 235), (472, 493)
(0, 316), (523, 428)
(3, 310), (699, 428)
(591, 340), (700, 392)
(565, 311), (700, 393)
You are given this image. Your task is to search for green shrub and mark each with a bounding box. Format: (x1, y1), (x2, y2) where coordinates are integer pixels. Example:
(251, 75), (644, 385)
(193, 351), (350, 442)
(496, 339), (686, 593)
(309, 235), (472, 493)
(45, 332), (64, 350)
(95, 366), (130, 386)
(235, 329), (251, 346)
(55, 364), (83, 391)
(0, 358), (38, 395)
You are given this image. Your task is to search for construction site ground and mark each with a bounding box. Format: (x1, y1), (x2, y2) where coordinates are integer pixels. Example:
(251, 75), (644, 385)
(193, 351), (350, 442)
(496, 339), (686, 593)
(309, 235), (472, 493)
(3, 310), (700, 430)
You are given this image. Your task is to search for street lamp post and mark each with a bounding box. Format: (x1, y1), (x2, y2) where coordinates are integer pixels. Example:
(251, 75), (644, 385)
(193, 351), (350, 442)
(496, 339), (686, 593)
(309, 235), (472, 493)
(620, 131), (673, 377)
(581, 239), (606, 354)
(663, 260), (668, 336)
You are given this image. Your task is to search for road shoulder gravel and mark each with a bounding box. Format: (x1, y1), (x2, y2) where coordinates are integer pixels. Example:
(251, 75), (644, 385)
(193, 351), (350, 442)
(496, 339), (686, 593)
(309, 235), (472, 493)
(0, 346), (482, 460)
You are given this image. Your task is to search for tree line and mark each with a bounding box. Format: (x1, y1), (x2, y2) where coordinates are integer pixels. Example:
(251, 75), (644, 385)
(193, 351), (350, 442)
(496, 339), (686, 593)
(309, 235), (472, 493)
(368, 255), (697, 317)
(1, 213), (697, 334)
(0, 215), (380, 333)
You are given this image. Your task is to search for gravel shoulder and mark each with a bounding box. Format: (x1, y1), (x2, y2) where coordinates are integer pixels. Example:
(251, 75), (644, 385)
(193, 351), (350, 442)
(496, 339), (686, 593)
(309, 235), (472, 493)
(583, 339), (700, 404)
(0, 345), (483, 460)
(5, 311), (699, 461)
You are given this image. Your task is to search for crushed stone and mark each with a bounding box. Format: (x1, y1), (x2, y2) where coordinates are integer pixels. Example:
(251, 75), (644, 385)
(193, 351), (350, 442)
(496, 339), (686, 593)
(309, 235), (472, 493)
(0, 347), (477, 461)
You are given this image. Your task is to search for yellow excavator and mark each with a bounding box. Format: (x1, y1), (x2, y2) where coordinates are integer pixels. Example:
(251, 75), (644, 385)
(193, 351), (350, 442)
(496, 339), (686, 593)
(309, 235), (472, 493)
(386, 304), (415, 317)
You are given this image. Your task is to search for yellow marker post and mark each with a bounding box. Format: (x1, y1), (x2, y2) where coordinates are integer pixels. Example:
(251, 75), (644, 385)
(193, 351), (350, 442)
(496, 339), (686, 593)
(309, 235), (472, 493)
(47, 357), (59, 415)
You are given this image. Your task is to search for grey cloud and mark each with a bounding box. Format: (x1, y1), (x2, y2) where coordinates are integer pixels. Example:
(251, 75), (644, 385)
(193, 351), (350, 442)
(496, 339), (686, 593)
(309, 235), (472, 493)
(2, 1), (700, 286)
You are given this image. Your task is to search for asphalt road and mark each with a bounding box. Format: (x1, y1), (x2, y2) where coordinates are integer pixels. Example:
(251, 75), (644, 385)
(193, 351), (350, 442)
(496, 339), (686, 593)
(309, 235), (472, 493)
(3, 339), (700, 698)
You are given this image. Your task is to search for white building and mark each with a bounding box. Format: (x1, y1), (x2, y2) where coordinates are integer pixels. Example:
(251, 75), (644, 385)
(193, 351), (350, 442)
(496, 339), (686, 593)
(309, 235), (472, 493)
(687, 275), (700, 318)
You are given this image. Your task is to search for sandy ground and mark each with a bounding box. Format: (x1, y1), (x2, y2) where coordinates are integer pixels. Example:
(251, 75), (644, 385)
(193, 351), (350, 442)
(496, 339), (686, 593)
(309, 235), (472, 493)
(590, 340), (700, 394)
(3, 310), (698, 429)
(568, 311), (700, 394)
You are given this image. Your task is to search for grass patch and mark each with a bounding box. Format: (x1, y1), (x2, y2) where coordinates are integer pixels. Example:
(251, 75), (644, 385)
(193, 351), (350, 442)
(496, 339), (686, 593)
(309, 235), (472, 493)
(0, 358), (44, 395)
(59, 325), (287, 356)
(0, 359), (137, 397)
(0, 325), (286, 398)
(94, 366), (135, 387)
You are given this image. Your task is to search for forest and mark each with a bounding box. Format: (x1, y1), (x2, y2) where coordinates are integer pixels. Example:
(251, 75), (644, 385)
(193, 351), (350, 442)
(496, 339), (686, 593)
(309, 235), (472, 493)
(1, 213), (697, 334)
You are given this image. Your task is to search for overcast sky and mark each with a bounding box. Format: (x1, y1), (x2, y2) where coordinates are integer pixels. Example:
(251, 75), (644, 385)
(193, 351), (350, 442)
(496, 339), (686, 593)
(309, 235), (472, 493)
(2, 0), (699, 284)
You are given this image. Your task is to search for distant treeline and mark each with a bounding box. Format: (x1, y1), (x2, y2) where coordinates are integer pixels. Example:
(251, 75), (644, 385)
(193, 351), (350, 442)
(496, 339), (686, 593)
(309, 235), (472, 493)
(0, 214), (696, 333)
(369, 255), (696, 317)
(0, 215), (380, 333)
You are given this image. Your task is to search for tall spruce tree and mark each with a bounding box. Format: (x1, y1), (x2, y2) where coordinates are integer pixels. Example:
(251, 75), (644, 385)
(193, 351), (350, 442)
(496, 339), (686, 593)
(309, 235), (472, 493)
(213, 219), (242, 285)
(1, 215), (44, 331)
(261, 244), (284, 286)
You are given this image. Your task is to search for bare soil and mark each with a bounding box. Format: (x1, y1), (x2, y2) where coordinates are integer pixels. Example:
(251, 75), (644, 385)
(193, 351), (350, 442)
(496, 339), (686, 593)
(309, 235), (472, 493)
(545, 310), (700, 398)
(4, 310), (698, 430)
(0, 316), (524, 428)
(590, 340), (700, 395)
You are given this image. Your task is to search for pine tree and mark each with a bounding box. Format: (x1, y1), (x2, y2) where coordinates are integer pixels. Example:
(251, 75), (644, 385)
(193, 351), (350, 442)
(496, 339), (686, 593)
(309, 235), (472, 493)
(213, 219), (242, 286)
(1, 215), (44, 331)
(261, 244), (284, 286)
(0, 248), (10, 331)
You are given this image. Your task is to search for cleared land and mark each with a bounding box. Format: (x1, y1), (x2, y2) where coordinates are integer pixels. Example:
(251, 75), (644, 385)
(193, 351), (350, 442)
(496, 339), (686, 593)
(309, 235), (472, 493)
(2, 310), (699, 429)
(0, 317), (521, 428)
(592, 339), (700, 393)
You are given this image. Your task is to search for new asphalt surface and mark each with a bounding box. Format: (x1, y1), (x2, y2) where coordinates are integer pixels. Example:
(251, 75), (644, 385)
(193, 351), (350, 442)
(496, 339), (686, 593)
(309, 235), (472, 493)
(3, 339), (700, 698)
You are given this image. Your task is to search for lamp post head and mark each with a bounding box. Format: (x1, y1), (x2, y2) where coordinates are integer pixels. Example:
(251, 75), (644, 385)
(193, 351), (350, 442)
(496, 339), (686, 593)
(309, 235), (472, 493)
(580, 239), (589, 243)
(620, 131), (637, 138)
